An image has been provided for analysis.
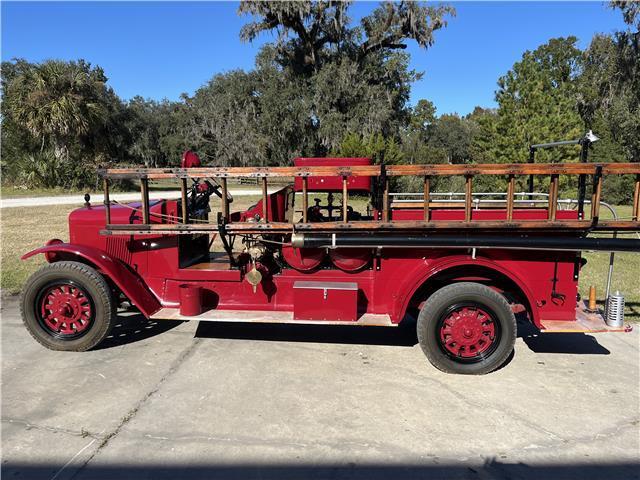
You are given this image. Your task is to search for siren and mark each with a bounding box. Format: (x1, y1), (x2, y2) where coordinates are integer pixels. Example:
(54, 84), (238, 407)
(181, 150), (202, 168)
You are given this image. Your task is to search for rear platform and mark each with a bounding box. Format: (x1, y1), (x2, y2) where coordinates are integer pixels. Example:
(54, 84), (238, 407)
(540, 301), (632, 333)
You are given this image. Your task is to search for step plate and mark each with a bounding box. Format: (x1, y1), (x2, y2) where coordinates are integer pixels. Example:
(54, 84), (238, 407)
(150, 308), (395, 327)
(540, 302), (632, 333)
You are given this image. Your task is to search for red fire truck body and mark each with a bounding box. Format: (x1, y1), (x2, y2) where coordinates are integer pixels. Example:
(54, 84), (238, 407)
(47, 199), (580, 326)
(20, 154), (640, 374)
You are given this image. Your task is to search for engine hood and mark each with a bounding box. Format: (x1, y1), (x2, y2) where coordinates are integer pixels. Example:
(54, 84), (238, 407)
(68, 200), (167, 244)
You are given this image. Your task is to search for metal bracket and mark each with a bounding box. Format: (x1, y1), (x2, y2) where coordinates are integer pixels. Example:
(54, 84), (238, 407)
(217, 212), (236, 267)
(591, 165), (603, 227)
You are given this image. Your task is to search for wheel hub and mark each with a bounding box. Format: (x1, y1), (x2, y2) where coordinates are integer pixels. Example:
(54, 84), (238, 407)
(439, 306), (496, 358)
(40, 284), (93, 336)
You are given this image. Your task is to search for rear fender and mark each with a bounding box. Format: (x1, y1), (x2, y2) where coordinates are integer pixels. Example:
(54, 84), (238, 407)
(22, 243), (161, 318)
(397, 255), (540, 328)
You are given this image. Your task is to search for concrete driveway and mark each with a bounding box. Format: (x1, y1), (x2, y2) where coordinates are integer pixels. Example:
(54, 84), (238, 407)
(1, 295), (638, 480)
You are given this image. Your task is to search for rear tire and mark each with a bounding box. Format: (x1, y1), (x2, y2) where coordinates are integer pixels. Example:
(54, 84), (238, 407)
(417, 282), (516, 375)
(20, 261), (115, 351)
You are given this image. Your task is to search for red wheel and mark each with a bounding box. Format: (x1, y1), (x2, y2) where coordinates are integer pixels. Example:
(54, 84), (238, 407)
(21, 261), (115, 351)
(417, 282), (516, 374)
(37, 282), (94, 338)
(437, 304), (499, 362)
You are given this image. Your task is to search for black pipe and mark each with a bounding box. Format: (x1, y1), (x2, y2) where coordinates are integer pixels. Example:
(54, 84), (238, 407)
(292, 233), (640, 253)
(530, 139), (581, 149)
(528, 147), (535, 194)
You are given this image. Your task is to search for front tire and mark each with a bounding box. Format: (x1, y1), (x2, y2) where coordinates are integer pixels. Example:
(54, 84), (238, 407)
(417, 282), (516, 374)
(20, 261), (115, 351)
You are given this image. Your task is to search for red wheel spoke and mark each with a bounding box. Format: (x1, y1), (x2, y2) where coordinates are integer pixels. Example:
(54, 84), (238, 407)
(38, 283), (93, 337)
(439, 305), (498, 360)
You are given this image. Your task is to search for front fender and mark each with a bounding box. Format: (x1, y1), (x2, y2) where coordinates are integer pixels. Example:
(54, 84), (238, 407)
(22, 243), (161, 318)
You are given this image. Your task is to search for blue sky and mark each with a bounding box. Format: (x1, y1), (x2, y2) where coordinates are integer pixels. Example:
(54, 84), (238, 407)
(1, 1), (627, 116)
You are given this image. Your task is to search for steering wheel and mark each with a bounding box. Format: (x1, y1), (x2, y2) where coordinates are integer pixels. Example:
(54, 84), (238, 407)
(188, 178), (234, 217)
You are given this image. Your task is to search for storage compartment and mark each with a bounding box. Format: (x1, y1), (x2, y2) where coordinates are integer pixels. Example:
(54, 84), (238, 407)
(293, 281), (358, 321)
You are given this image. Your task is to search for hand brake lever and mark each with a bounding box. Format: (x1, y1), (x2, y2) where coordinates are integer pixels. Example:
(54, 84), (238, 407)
(205, 179), (233, 203)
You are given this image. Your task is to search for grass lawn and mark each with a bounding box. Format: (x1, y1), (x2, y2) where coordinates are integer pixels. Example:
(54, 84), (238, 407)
(0, 196), (262, 295)
(0, 184), (90, 198)
(2, 199), (638, 321)
(579, 204), (639, 321)
(1, 204), (71, 293)
(0, 179), (287, 199)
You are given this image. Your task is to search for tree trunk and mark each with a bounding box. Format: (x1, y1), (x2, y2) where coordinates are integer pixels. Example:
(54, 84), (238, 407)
(53, 138), (69, 163)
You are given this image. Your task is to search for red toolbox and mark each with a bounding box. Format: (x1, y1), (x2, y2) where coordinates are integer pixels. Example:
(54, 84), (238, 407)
(293, 281), (358, 321)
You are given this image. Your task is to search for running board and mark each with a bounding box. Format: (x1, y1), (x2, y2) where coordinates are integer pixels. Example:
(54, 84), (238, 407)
(540, 302), (632, 333)
(150, 308), (395, 327)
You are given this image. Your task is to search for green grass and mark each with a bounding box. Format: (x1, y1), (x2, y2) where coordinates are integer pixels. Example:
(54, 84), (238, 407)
(2, 200), (638, 321)
(0, 179), (292, 199)
(579, 204), (639, 321)
(0, 197), (263, 294)
(1, 179), (138, 198)
(0, 184), (89, 198)
(1, 204), (71, 293)
(581, 249), (639, 320)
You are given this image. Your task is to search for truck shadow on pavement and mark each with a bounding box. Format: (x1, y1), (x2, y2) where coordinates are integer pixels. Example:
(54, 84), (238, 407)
(95, 310), (610, 357)
(94, 311), (184, 350)
(192, 315), (611, 355)
(516, 316), (610, 355)
(194, 320), (419, 347)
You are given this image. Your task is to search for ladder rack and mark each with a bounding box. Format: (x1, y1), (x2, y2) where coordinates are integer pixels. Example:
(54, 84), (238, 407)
(99, 162), (640, 236)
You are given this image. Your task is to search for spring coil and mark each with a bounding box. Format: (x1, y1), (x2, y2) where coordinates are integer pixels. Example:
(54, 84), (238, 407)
(605, 292), (625, 327)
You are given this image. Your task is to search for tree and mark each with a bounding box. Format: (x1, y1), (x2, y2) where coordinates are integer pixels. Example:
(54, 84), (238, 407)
(332, 132), (403, 164)
(610, 0), (640, 29)
(400, 99), (445, 170)
(428, 114), (478, 164)
(408, 99), (437, 139)
(246, 46), (319, 164)
(468, 107), (498, 163)
(2, 58), (128, 188)
(603, 1), (640, 161)
(238, 1), (351, 74)
(489, 37), (584, 168)
(1, 60), (40, 179)
(157, 97), (201, 165)
(238, 1), (454, 74)
(234, 1), (455, 155)
(577, 35), (628, 164)
(124, 97), (167, 167)
(5, 59), (115, 164)
(574, 2), (640, 202)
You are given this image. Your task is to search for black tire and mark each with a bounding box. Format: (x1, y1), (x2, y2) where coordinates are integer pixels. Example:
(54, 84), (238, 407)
(417, 282), (516, 375)
(20, 261), (115, 351)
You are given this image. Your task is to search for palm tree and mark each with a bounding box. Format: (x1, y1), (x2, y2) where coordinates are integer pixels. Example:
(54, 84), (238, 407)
(8, 59), (110, 163)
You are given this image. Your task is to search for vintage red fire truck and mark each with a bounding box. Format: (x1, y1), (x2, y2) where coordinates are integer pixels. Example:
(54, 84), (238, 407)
(20, 138), (640, 374)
